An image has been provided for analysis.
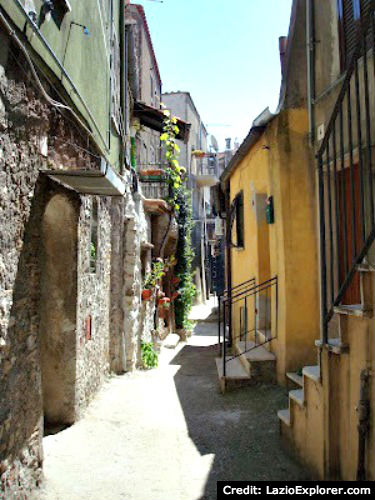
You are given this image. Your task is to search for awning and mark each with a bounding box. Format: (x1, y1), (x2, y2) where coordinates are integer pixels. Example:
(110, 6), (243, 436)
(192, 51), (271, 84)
(133, 102), (191, 143)
(43, 159), (126, 196)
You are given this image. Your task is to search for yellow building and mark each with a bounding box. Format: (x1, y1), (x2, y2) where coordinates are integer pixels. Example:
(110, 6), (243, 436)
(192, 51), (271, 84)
(217, 0), (375, 481)
(221, 105), (319, 385)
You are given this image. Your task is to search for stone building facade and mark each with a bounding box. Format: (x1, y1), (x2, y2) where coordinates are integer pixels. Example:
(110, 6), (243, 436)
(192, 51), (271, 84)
(0, 1), (162, 498)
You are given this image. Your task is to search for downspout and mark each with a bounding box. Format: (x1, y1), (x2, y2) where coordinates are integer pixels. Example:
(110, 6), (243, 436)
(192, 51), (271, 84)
(306, 0), (316, 145)
(120, 0), (127, 174)
(225, 181), (232, 346)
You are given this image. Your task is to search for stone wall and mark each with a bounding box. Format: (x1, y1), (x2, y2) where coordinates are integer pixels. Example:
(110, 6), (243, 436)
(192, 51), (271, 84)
(0, 35), (112, 499)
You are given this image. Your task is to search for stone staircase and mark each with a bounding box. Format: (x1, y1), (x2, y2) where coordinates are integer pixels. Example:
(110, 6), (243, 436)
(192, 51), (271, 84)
(216, 340), (276, 393)
(277, 264), (374, 478)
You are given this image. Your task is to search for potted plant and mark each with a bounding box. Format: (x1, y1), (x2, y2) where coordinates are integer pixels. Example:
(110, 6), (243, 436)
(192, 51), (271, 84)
(158, 297), (170, 308)
(142, 259), (166, 300)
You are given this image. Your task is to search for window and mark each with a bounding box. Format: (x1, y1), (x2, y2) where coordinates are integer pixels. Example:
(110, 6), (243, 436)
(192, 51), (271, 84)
(90, 198), (98, 273)
(338, 0), (373, 68)
(230, 191), (244, 248)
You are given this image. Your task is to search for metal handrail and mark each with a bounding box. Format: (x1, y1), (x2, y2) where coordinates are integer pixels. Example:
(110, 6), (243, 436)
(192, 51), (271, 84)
(219, 276), (278, 380)
(317, 3), (375, 343)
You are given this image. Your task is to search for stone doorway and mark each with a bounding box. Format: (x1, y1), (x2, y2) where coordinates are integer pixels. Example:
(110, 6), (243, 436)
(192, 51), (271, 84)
(39, 193), (79, 435)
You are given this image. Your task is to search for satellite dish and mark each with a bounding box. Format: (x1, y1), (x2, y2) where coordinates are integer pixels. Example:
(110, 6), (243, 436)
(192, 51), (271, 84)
(210, 134), (219, 152)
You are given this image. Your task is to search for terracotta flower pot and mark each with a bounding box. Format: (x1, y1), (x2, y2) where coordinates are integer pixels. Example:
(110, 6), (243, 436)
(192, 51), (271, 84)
(158, 297), (170, 307)
(142, 289), (153, 301)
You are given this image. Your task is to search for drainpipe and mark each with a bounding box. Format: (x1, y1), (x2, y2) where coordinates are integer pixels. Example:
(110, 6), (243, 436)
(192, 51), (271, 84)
(120, 0), (127, 174)
(225, 181), (232, 346)
(356, 369), (370, 480)
(306, 0), (315, 146)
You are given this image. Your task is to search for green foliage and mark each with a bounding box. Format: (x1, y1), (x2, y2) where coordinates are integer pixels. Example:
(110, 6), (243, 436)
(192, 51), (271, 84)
(141, 341), (158, 369)
(160, 109), (196, 330)
(143, 259), (165, 290)
(174, 188), (196, 330)
(90, 242), (96, 260)
(160, 110), (186, 210)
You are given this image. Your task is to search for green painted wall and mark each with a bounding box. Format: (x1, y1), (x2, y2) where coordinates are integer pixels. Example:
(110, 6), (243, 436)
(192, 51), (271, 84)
(2, 0), (122, 169)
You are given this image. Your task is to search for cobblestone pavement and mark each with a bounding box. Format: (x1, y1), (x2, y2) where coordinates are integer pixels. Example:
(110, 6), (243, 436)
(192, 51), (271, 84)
(36, 306), (310, 500)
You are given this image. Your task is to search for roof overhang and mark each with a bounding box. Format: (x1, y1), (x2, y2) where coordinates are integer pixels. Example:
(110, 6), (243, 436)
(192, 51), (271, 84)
(133, 101), (191, 143)
(43, 159), (126, 196)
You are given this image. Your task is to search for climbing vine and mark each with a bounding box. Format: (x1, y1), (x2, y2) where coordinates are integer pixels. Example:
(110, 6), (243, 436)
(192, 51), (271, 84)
(160, 109), (196, 330)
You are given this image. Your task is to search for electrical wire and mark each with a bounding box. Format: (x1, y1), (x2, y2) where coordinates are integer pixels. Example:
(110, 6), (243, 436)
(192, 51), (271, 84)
(0, 8), (114, 165)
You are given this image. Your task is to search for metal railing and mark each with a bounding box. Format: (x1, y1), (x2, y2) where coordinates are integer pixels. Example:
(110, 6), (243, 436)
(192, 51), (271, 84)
(195, 156), (218, 177)
(218, 277), (278, 377)
(317, 3), (375, 343)
(140, 177), (170, 200)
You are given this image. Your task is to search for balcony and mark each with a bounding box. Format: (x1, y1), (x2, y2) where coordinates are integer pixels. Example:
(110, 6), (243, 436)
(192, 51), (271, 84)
(139, 169), (172, 215)
(193, 155), (219, 187)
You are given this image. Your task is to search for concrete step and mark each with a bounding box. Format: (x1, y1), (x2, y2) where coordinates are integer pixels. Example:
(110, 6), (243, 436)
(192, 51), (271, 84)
(215, 356), (251, 393)
(277, 408), (291, 427)
(333, 304), (372, 318)
(303, 365), (320, 382)
(235, 340), (276, 384)
(289, 389), (304, 407)
(235, 341), (276, 361)
(286, 372), (303, 387)
(315, 337), (349, 354)
(163, 333), (180, 349)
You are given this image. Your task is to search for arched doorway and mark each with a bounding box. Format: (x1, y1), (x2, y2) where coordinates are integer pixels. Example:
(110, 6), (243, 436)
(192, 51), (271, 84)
(39, 193), (78, 433)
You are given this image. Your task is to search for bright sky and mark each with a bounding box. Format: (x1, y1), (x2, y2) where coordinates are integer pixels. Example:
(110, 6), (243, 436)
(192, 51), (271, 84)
(133, 0), (293, 150)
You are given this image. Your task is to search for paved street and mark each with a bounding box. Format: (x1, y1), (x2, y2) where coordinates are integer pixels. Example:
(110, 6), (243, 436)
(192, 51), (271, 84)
(36, 307), (310, 500)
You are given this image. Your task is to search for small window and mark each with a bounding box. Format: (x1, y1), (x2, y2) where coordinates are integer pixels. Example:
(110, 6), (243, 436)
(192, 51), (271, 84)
(90, 198), (98, 273)
(231, 191), (244, 248)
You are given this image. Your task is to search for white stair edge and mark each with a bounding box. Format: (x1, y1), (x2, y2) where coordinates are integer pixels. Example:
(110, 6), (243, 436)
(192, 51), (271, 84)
(286, 372), (303, 387)
(303, 365), (320, 383)
(333, 304), (372, 317)
(277, 409), (291, 426)
(289, 389), (304, 407)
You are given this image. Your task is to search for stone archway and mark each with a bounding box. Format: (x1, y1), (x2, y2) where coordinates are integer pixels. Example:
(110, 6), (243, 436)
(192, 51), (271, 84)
(39, 193), (78, 431)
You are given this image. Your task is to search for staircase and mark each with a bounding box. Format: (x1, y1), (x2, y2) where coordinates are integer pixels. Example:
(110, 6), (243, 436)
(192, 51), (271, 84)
(216, 277), (278, 393)
(278, 5), (375, 477)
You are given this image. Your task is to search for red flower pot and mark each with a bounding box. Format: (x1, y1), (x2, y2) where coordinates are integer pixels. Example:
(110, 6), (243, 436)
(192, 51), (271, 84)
(142, 289), (153, 301)
(158, 297), (170, 308)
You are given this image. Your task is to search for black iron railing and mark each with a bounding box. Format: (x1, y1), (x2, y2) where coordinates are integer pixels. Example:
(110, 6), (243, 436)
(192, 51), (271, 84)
(318, 3), (375, 343)
(218, 277), (278, 377)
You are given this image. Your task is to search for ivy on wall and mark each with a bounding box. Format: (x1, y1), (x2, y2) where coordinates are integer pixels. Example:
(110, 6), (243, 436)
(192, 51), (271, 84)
(161, 109), (196, 330)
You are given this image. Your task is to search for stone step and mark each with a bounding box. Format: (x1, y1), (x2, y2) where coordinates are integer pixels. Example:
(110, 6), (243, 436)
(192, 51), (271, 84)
(303, 365), (320, 382)
(235, 341), (276, 361)
(277, 408), (291, 426)
(333, 304), (372, 318)
(235, 340), (276, 384)
(289, 389), (304, 407)
(163, 333), (180, 349)
(315, 338), (349, 354)
(215, 356), (251, 393)
(286, 372), (303, 387)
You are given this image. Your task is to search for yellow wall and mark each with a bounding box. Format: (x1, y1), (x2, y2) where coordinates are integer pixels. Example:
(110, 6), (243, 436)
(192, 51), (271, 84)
(229, 109), (320, 384)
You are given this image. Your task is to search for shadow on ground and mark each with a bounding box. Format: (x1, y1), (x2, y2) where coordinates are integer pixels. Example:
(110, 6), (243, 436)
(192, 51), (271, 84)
(170, 322), (311, 500)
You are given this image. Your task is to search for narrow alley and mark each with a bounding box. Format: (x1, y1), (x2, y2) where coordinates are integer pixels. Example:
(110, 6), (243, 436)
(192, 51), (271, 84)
(36, 306), (309, 500)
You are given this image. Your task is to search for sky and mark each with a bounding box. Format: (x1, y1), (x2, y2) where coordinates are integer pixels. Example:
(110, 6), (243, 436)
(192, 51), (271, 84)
(133, 0), (293, 150)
